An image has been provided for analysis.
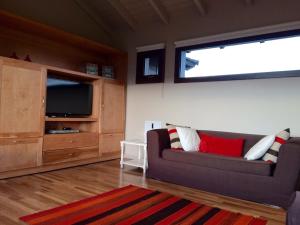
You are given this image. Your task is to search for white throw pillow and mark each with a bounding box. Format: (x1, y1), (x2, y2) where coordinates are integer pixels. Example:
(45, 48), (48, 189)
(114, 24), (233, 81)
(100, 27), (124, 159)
(244, 134), (275, 160)
(176, 127), (200, 151)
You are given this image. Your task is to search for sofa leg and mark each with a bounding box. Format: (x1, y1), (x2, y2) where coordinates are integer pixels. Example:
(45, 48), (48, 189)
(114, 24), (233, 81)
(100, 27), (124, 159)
(287, 192), (300, 225)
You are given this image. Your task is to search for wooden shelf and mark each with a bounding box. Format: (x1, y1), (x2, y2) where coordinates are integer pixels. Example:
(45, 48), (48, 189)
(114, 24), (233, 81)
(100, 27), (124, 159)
(44, 131), (97, 137)
(47, 67), (100, 81)
(45, 117), (98, 122)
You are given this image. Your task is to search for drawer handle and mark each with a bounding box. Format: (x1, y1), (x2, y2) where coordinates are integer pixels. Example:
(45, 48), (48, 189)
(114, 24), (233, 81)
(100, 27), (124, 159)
(12, 140), (18, 143)
(69, 140), (74, 143)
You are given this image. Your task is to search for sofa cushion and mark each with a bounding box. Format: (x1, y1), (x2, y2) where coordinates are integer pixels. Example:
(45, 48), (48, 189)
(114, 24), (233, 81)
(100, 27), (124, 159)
(244, 134), (275, 160)
(263, 128), (290, 163)
(167, 123), (188, 149)
(162, 149), (273, 176)
(199, 133), (244, 157)
(177, 127), (200, 151)
(197, 130), (263, 156)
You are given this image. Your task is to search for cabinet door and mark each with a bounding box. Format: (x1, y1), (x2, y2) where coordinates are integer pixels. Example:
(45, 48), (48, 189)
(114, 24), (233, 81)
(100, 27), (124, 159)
(99, 133), (124, 156)
(100, 80), (125, 134)
(0, 60), (45, 138)
(0, 138), (42, 172)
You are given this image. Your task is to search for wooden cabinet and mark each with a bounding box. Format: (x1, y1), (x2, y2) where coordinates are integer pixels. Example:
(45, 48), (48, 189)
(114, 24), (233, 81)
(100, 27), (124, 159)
(0, 11), (127, 178)
(0, 138), (42, 172)
(0, 60), (45, 138)
(0, 57), (126, 179)
(99, 133), (124, 156)
(100, 80), (125, 134)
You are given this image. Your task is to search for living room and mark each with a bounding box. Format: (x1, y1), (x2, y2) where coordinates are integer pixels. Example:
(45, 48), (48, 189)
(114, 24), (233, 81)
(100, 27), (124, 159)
(0, 0), (299, 225)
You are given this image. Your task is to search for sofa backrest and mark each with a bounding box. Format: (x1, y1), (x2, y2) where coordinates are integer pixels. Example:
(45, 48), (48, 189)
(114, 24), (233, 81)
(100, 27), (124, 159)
(198, 130), (264, 156)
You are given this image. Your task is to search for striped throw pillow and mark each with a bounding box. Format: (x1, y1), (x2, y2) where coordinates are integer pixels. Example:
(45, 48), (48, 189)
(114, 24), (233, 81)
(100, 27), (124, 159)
(167, 123), (189, 149)
(262, 128), (290, 163)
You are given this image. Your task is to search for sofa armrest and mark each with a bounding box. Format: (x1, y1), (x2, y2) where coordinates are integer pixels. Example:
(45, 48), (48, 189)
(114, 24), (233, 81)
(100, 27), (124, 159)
(274, 143), (300, 192)
(147, 129), (170, 160)
(288, 137), (300, 145)
(287, 192), (300, 225)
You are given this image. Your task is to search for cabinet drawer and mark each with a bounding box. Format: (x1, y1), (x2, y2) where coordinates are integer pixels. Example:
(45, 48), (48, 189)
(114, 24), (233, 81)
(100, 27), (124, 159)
(43, 133), (98, 151)
(43, 146), (99, 165)
(0, 138), (42, 172)
(99, 133), (124, 155)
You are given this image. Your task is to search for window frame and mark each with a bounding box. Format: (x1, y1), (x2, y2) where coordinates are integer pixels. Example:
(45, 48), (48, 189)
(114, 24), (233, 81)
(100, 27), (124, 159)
(174, 29), (300, 83)
(136, 49), (165, 84)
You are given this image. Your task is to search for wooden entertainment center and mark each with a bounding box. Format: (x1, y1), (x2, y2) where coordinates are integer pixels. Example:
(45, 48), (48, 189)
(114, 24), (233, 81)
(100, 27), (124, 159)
(0, 11), (126, 179)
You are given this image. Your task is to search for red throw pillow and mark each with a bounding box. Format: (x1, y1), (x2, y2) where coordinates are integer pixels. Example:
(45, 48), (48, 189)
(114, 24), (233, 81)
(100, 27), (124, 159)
(199, 133), (244, 157)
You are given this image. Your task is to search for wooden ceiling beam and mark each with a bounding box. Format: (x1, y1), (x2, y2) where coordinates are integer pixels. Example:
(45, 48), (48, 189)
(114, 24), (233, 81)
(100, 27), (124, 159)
(192, 0), (207, 16)
(107, 0), (136, 31)
(148, 0), (169, 25)
(74, 0), (112, 37)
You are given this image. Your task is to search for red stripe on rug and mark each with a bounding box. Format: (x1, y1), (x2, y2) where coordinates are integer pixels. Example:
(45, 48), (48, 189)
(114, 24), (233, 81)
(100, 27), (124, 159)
(28, 186), (142, 225)
(204, 210), (231, 225)
(20, 185), (137, 222)
(54, 188), (153, 225)
(179, 205), (212, 225)
(233, 215), (253, 225)
(154, 202), (200, 225)
(20, 185), (135, 222)
(249, 218), (268, 225)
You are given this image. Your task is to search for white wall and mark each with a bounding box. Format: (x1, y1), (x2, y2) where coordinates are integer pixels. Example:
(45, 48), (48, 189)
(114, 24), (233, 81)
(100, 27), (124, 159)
(126, 78), (300, 139)
(122, 0), (300, 140)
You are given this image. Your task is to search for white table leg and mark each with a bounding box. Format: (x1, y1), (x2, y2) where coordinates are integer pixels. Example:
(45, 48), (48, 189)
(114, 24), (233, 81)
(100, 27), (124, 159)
(120, 141), (124, 169)
(138, 145), (141, 160)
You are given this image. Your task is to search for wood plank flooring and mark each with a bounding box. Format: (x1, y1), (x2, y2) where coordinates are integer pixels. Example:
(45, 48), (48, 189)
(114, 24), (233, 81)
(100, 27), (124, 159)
(0, 160), (286, 225)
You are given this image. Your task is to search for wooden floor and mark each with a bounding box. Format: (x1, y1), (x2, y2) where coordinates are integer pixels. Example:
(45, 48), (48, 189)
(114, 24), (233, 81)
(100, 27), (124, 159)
(0, 160), (286, 225)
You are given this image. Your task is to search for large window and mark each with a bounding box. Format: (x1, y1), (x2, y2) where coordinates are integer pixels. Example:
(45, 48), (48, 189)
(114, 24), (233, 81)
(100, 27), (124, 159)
(175, 29), (300, 82)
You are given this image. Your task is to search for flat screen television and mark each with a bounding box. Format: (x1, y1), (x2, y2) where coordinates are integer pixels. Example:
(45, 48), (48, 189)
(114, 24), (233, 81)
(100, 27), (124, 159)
(46, 75), (93, 117)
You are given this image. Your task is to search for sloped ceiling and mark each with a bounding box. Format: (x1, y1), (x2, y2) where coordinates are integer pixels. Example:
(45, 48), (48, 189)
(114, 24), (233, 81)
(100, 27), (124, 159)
(1, 0), (300, 48)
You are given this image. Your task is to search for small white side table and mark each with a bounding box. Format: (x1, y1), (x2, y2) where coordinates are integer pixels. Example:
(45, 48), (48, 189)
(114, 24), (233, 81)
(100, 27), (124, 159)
(120, 140), (147, 174)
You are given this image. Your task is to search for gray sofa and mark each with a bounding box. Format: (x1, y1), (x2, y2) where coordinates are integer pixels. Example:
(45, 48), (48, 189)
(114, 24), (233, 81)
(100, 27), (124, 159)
(147, 129), (300, 209)
(287, 192), (300, 225)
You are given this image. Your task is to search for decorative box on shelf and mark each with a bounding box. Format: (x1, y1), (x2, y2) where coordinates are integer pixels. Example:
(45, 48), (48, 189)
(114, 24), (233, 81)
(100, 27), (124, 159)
(85, 63), (98, 75)
(102, 65), (114, 78)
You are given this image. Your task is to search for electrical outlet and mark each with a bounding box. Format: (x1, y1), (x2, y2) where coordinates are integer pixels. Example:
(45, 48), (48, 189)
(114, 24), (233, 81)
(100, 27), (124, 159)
(144, 121), (162, 142)
(145, 121), (162, 132)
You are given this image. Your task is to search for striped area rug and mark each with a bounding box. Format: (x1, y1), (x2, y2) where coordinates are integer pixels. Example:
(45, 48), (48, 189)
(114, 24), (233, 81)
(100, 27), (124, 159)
(20, 185), (267, 225)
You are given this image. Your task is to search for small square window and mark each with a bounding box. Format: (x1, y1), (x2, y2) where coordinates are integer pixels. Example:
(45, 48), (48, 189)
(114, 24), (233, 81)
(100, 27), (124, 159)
(136, 49), (165, 84)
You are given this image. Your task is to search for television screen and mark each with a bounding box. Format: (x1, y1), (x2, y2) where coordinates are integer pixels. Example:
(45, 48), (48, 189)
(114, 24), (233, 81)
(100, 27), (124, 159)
(46, 75), (93, 117)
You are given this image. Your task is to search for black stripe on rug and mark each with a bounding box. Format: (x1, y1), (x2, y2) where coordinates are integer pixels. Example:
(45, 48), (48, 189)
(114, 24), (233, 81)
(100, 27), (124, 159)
(133, 199), (191, 225)
(192, 208), (221, 225)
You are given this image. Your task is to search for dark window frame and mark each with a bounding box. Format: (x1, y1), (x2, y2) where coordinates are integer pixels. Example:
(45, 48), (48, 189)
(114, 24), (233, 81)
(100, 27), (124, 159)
(174, 29), (300, 83)
(136, 49), (165, 84)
